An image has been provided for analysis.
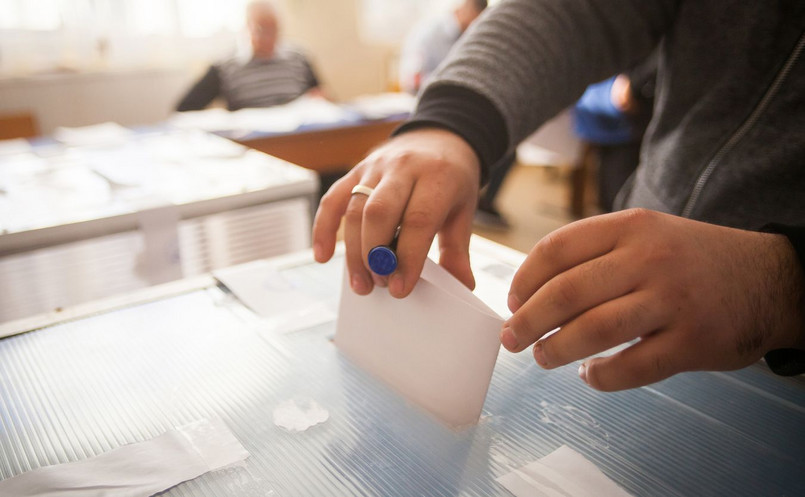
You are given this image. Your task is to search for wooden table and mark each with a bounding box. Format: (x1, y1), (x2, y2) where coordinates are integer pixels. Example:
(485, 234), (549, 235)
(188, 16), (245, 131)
(233, 117), (404, 173)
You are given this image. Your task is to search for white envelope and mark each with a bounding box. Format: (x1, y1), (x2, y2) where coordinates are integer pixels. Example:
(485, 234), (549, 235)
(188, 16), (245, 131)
(335, 258), (504, 428)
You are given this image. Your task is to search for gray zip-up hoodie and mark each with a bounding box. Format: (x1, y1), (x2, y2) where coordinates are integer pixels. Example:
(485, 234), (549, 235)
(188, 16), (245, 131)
(402, 0), (804, 230)
(397, 0), (805, 374)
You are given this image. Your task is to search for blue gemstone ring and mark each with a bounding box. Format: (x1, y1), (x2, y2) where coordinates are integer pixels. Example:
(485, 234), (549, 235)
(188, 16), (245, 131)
(368, 245), (398, 276)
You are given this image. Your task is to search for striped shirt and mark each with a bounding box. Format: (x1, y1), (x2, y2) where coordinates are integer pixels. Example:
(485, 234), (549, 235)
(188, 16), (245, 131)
(176, 46), (320, 112)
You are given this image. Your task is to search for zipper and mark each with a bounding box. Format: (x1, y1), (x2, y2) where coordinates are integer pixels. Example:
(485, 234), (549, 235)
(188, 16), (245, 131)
(680, 31), (805, 218)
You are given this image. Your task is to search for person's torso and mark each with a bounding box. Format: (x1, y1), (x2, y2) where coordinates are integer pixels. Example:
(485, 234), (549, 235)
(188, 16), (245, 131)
(621, 0), (805, 230)
(217, 47), (315, 111)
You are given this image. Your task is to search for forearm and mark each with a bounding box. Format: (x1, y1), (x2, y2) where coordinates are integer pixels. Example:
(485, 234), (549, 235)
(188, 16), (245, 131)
(393, 86), (507, 181)
(399, 0), (678, 175)
(432, 0), (675, 143)
(176, 66), (221, 112)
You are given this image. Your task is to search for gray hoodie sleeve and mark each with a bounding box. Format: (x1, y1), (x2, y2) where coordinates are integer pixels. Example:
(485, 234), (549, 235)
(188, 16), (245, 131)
(403, 0), (678, 168)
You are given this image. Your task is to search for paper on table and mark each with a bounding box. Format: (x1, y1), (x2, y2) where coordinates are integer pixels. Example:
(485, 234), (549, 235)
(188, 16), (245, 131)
(0, 419), (249, 497)
(53, 122), (133, 147)
(170, 97), (350, 135)
(496, 445), (633, 497)
(347, 92), (416, 120)
(0, 138), (33, 156)
(214, 259), (338, 334)
(335, 258), (503, 428)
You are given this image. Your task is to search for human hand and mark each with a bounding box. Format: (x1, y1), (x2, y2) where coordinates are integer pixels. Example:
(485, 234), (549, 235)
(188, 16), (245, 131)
(610, 74), (637, 114)
(501, 209), (805, 391)
(312, 128), (481, 298)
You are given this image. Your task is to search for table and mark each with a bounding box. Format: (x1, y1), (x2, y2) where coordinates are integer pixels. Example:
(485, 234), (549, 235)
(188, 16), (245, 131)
(0, 127), (318, 322)
(169, 93), (414, 173)
(0, 236), (802, 496)
(233, 117), (404, 173)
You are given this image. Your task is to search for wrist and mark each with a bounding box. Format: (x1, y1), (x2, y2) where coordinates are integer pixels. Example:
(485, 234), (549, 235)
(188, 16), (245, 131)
(756, 230), (805, 376)
(394, 83), (508, 183)
(767, 233), (805, 350)
(391, 126), (481, 182)
(762, 225), (805, 351)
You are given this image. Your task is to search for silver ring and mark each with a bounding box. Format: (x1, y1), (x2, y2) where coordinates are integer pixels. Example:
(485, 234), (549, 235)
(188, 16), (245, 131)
(351, 184), (374, 197)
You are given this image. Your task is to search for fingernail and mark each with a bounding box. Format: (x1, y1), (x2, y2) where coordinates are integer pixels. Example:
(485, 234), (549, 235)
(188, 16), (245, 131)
(389, 273), (405, 297)
(351, 273), (369, 294)
(578, 363), (588, 384)
(507, 293), (521, 312)
(533, 341), (548, 368)
(500, 325), (519, 351)
(313, 242), (323, 261)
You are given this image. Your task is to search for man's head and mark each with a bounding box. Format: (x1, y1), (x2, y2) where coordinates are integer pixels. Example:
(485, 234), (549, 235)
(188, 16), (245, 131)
(455, 0), (487, 31)
(246, 0), (279, 59)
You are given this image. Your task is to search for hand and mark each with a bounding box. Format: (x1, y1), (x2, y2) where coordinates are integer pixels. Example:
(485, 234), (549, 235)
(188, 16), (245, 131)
(312, 128), (481, 298)
(501, 209), (805, 391)
(610, 74), (637, 114)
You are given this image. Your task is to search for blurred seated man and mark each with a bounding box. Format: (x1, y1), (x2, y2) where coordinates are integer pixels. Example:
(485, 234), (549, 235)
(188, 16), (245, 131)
(176, 0), (322, 112)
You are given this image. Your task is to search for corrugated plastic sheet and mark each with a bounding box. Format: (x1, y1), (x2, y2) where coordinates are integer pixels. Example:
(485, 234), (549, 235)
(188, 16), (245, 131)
(1, 253), (804, 496)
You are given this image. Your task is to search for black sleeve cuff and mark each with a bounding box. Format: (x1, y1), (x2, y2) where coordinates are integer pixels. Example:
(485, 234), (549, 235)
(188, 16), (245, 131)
(765, 349), (805, 376)
(392, 84), (509, 184)
(762, 223), (805, 376)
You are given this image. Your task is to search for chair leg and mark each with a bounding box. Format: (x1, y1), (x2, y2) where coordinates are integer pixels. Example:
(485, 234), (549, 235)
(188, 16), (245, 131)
(569, 144), (595, 218)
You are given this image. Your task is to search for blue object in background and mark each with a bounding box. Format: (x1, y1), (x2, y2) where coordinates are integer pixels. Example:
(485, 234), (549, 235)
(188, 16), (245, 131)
(573, 76), (634, 145)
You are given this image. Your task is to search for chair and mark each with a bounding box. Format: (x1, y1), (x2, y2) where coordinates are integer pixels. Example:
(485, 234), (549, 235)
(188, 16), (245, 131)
(0, 112), (40, 140)
(515, 109), (592, 218)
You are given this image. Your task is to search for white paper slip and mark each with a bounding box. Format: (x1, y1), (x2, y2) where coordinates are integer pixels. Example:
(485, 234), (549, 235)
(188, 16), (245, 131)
(136, 204), (183, 284)
(496, 445), (633, 497)
(215, 259), (338, 334)
(53, 122), (133, 147)
(335, 258), (504, 428)
(0, 419), (249, 497)
(348, 92), (416, 119)
(0, 137), (33, 156)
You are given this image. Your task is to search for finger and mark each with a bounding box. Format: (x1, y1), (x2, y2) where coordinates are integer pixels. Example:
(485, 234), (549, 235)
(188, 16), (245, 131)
(342, 174), (382, 295)
(436, 203), (476, 291)
(360, 173), (415, 281)
(502, 249), (641, 352)
(387, 177), (458, 298)
(509, 212), (625, 313)
(579, 330), (690, 391)
(312, 172), (360, 263)
(533, 290), (667, 369)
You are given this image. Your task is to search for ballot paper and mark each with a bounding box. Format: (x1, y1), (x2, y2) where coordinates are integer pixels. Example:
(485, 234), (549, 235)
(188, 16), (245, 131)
(0, 419), (249, 497)
(335, 258), (504, 428)
(214, 259), (339, 334)
(496, 445), (633, 497)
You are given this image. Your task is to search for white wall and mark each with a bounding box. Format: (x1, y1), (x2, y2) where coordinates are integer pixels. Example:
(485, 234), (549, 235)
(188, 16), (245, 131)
(0, 68), (199, 134)
(280, 0), (392, 101)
